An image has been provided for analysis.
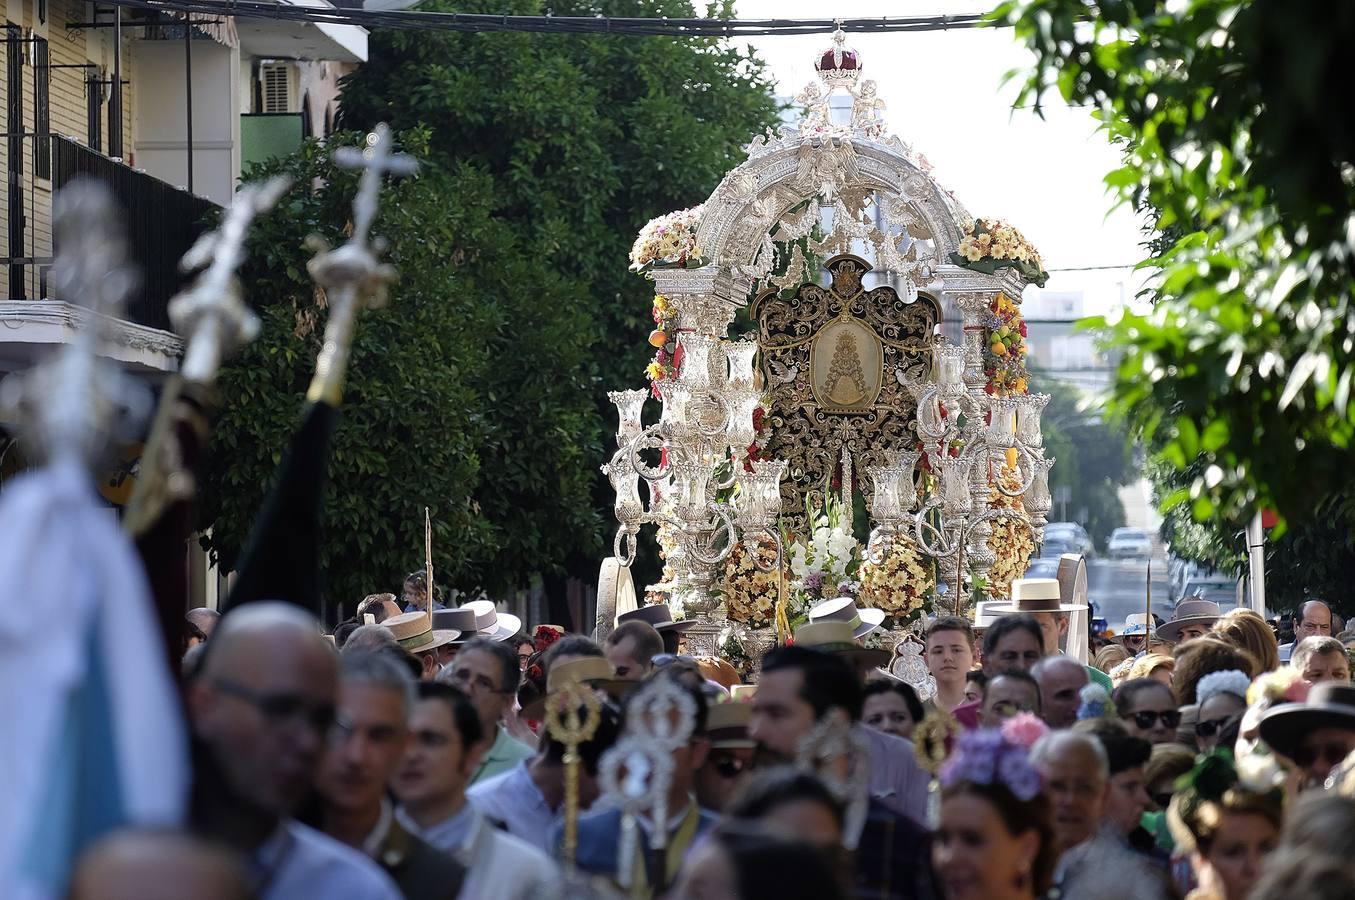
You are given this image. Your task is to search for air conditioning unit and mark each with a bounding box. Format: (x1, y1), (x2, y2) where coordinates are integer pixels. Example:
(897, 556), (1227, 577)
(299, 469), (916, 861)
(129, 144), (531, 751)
(259, 62), (297, 114)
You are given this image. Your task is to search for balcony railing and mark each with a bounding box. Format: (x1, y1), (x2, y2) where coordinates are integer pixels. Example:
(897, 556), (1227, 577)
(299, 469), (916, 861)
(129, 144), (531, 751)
(2, 134), (221, 332)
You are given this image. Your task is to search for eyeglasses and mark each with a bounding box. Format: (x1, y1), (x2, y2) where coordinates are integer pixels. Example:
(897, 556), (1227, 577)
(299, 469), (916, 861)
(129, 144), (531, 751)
(1195, 717), (1232, 739)
(214, 679), (336, 737)
(1292, 741), (1353, 770)
(1124, 709), (1181, 730)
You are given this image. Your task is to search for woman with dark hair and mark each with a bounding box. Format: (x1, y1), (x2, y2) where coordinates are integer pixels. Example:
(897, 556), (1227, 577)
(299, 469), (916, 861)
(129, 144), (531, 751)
(933, 722), (1057, 900)
(1173, 637), (1259, 706)
(669, 822), (847, 900)
(1114, 678), (1183, 745)
(862, 678), (925, 741)
(1167, 751), (1283, 900)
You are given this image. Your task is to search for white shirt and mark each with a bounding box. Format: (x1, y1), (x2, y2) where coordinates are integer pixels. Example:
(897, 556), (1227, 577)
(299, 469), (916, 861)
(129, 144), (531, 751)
(401, 805), (558, 900)
(254, 820), (402, 900)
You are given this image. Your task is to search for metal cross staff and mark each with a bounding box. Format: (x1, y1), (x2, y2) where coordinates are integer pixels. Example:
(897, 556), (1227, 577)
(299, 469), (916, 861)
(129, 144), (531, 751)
(306, 123), (419, 407)
(171, 175), (292, 384)
(543, 680), (603, 872)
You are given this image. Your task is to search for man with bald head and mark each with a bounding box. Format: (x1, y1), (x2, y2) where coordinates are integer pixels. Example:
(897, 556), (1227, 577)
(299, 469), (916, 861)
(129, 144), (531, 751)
(1281, 599), (1334, 663)
(187, 602), (401, 899)
(69, 830), (252, 900)
(1033, 655), (1089, 729)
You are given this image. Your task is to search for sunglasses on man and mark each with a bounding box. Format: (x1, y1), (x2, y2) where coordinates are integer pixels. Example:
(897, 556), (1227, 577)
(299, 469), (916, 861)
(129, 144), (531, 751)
(1292, 741), (1353, 770)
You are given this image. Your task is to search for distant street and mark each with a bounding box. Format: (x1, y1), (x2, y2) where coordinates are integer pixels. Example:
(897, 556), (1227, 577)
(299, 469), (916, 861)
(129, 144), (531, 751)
(1087, 554), (1173, 631)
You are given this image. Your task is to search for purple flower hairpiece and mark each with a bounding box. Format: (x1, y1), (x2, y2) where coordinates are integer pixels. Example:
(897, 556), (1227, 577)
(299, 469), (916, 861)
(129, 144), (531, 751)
(939, 728), (1043, 802)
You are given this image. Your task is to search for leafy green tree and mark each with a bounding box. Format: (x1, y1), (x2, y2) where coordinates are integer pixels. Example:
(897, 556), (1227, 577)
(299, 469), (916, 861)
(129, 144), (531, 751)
(998, 0), (1355, 534)
(199, 130), (599, 605)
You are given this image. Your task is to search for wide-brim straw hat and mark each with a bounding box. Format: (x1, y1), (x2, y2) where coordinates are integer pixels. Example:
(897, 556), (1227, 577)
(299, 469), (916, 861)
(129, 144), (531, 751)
(793, 620), (890, 669)
(618, 602), (694, 633)
(459, 599), (523, 642)
(988, 576), (1087, 614)
(381, 611), (460, 654)
(972, 600), (1007, 633)
(1156, 599), (1223, 644)
(808, 597), (886, 640)
(706, 701), (756, 749)
(1116, 613), (1157, 643)
(433, 608), (479, 643)
(1259, 682), (1355, 760)
(519, 655), (633, 721)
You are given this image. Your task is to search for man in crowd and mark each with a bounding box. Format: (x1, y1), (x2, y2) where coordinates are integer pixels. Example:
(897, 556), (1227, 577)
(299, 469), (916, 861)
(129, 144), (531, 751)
(571, 672), (715, 896)
(395, 683), (556, 897)
(924, 616), (977, 713)
(617, 603), (691, 655)
(1078, 722), (1155, 855)
(991, 577), (1113, 692)
(68, 830), (253, 900)
(790, 621), (930, 822)
(603, 620), (665, 681)
(440, 636), (533, 784)
(694, 701), (757, 813)
(951, 613), (1046, 728)
(1032, 730), (1166, 899)
(468, 667), (622, 853)
(1292, 635), (1351, 685)
(1281, 599), (1333, 662)
(186, 603), (402, 899)
(1156, 599), (1221, 646)
(749, 644), (937, 898)
(316, 652), (466, 899)
(978, 669), (1043, 727)
(1033, 655), (1089, 729)
(185, 607), (220, 651)
(381, 612), (460, 681)
(1259, 681), (1355, 790)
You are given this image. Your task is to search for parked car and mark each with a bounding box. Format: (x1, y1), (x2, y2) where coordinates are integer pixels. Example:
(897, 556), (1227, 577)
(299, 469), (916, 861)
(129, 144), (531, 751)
(1044, 522), (1095, 557)
(1107, 527), (1154, 559)
(1181, 577), (1241, 609)
(1039, 538), (1075, 560)
(1024, 557), (1061, 578)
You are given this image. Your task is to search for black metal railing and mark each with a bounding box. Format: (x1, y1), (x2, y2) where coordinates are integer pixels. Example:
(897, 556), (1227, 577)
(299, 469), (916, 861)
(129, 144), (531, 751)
(52, 136), (220, 331)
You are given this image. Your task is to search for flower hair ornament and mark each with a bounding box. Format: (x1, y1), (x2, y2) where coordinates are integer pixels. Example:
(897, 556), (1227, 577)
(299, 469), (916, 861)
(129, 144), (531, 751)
(1076, 683), (1112, 721)
(939, 720), (1046, 802)
(1196, 669), (1251, 707)
(1247, 667), (1309, 707)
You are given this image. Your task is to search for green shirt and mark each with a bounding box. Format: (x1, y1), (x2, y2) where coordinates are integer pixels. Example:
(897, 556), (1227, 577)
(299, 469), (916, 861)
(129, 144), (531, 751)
(470, 726), (534, 786)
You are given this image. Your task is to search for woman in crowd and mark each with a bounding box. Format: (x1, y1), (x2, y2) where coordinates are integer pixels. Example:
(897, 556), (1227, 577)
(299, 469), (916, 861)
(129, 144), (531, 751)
(1167, 752), (1283, 900)
(932, 725), (1056, 900)
(1174, 638), (1259, 706)
(1128, 653), (1176, 687)
(861, 678), (925, 741)
(1095, 643), (1131, 676)
(1115, 678), (1183, 745)
(668, 823), (846, 900)
(1214, 609), (1281, 675)
(1194, 670), (1250, 753)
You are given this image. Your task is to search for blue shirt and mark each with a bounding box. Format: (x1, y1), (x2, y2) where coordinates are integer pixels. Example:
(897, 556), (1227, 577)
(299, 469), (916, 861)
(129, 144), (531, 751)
(467, 760), (556, 853)
(253, 820), (402, 900)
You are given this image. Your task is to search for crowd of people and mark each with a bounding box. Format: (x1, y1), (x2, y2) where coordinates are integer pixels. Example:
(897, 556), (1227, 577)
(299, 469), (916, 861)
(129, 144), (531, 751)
(66, 576), (1355, 900)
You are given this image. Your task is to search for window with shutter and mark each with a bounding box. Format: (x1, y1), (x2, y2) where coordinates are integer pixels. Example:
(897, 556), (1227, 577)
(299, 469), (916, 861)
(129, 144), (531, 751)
(260, 64), (291, 113)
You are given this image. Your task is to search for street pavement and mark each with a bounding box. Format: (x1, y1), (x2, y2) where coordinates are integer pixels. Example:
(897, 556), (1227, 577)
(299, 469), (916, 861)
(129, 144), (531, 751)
(1087, 554), (1174, 632)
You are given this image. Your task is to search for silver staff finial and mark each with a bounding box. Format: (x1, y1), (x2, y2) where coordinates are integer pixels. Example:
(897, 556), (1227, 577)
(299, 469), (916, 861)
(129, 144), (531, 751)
(0, 179), (150, 468)
(305, 124), (419, 406)
(170, 175), (292, 384)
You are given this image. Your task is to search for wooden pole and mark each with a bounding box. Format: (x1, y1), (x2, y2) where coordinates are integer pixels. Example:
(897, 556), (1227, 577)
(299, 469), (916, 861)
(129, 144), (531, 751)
(425, 507), (434, 630)
(1145, 557), (1152, 644)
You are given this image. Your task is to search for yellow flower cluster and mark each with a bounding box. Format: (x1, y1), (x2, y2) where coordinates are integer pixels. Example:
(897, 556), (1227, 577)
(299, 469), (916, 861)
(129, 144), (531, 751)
(858, 538), (933, 620)
(986, 466), (1035, 598)
(629, 205), (704, 271)
(958, 218), (1042, 267)
(719, 540), (784, 627)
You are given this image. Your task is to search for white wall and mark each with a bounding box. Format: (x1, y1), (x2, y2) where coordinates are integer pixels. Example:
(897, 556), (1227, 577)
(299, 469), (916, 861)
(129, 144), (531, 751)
(132, 39), (240, 205)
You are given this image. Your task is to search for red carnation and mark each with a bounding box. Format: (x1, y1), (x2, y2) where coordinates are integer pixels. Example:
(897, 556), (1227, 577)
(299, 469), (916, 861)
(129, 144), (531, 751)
(1019, 321), (1028, 337)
